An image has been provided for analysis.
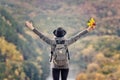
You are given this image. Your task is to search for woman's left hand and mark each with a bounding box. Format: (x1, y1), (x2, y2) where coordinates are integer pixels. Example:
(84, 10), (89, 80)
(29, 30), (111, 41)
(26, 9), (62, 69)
(87, 18), (96, 31)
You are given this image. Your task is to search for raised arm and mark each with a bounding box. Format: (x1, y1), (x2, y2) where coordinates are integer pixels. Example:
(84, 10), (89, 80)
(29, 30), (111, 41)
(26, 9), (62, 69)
(67, 29), (89, 45)
(67, 18), (96, 46)
(25, 21), (53, 45)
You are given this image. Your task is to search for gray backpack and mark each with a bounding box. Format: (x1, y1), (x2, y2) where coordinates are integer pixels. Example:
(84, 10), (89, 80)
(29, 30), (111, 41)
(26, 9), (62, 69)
(50, 40), (70, 67)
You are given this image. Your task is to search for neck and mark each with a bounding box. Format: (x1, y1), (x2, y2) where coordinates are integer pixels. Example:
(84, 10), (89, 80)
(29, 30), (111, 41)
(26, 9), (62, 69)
(55, 37), (64, 39)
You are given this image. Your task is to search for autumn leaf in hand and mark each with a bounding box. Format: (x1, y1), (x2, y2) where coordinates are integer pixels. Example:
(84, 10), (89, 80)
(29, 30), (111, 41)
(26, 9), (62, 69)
(87, 18), (96, 29)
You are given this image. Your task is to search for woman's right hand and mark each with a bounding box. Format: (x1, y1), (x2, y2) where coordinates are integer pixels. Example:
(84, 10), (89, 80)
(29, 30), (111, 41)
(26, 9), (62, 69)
(25, 21), (34, 30)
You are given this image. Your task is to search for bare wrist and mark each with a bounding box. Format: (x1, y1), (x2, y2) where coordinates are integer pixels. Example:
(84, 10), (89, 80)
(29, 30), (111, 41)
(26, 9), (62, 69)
(31, 27), (35, 30)
(86, 28), (90, 32)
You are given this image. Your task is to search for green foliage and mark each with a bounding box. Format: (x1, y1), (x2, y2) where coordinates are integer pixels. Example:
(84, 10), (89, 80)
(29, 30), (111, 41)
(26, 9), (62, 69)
(0, 0), (120, 80)
(23, 61), (42, 80)
(76, 36), (120, 80)
(0, 9), (38, 59)
(0, 37), (23, 61)
(0, 37), (28, 80)
(0, 9), (47, 80)
(40, 51), (50, 80)
(0, 9), (21, 45)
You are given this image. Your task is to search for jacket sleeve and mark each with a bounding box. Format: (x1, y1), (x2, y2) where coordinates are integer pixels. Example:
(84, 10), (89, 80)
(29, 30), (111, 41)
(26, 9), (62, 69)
(32, 29), (53, 45)
(66, 29), (88, 46)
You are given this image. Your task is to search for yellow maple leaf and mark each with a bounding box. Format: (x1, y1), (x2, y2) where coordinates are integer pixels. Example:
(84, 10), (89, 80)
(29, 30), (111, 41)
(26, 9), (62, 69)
(87, 18), (96, 28)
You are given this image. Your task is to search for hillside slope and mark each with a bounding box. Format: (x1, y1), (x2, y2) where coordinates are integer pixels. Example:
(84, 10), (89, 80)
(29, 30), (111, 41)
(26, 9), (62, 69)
(0, 0), (120, 80)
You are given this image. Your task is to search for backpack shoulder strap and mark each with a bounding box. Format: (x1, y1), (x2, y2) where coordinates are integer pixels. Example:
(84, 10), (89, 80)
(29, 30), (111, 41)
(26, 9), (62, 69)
(64, 45), (70, 60)
(50, 44), (56, 62)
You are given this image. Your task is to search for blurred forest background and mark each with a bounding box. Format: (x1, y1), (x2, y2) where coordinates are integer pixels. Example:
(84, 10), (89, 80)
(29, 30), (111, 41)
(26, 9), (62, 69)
(0, 0), (120, 80)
